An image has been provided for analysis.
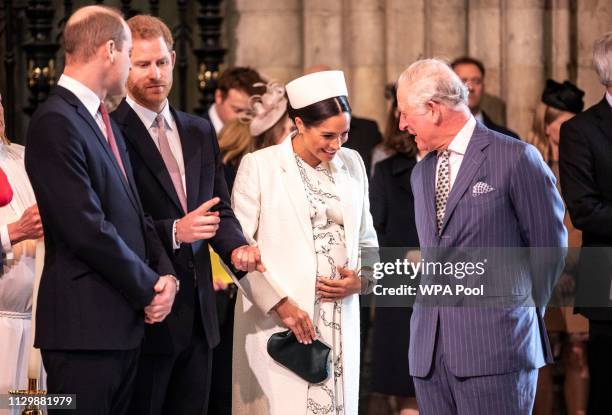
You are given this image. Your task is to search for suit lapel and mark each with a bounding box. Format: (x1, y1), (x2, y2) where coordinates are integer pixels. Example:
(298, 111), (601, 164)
(594, 97), (612, 144)
(330, 155), (357, 258)
(439, 123), (489, 234)
(72, 98), (140, 213)
(279, 137), (314, 248)
(115, 100), (185, 215)
(173, 109), (201, 213)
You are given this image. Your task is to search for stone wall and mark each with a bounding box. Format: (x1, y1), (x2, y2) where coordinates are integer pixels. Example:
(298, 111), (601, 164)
(226, 0), (612, 138)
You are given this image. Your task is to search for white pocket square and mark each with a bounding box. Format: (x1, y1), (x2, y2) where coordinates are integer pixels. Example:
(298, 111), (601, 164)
(472, 181), (495, 196)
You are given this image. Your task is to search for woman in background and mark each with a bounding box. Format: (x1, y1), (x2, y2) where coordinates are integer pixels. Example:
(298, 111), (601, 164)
(370, 83), (403, 174)
(527, 79), (589, 415)
(0, 92), (44, 397)
(219, 81), (293, 192)
(369, 95), (426, 415)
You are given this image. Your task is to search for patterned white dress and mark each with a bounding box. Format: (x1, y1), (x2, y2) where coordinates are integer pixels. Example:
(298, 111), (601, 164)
(295, 154), (347, 415)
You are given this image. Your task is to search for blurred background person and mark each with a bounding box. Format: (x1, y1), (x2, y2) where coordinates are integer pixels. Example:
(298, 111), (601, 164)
(0, 168), (12, 208)
(451, 56), (519, 139)
(559, 32), (612, 415)
(208, 80), (291, 415)
(231, 70), (378, 414)
(526, 79), (589, 415)
(0, 91), (44, 401)
(369, 95), (426, 415)
(218, 80), (292, 190)
(371, 83), (408, 172)
(203, 66), (266, 135)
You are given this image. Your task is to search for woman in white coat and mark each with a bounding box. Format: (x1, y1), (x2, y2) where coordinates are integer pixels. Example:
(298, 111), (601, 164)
(231, 70), (378, 415)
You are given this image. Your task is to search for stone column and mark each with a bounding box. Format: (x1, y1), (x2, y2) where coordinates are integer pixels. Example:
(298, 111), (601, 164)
(576, 0), (612, 107)
(425, 0), (467, 59)
(504, 0), (546, 138)
(344, 0), (386, 126)
(303, 0), (343, 69)
(468, 0), (506, 124)
(385, 0), (425, 83)
(231, 0), (302, 82)
(548, 0), (572, 81)
(468, 0), (502, 95)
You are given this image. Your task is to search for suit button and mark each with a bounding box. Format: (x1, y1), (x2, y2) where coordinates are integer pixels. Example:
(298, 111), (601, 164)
(188, 261), (194, 269)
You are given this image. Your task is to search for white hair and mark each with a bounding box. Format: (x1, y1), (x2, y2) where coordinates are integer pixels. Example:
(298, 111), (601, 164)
(397, 58), (468, 112)
(593, 32), (612, 87)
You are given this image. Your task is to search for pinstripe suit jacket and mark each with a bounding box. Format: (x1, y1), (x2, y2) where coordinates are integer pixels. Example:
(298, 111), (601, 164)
(409, 122), (567, 378)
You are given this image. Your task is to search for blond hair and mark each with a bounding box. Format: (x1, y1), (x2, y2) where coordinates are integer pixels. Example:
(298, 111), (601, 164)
(525, 103), (566, 162)
(218, 120), (253, 168)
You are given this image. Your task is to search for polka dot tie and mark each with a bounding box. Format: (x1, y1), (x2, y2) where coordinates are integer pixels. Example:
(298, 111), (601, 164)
(435, 150), (451, 234)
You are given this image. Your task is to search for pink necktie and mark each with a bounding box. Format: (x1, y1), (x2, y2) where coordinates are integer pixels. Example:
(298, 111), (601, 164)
(156, 114), (187, 213)
(98, 103), (127, 180)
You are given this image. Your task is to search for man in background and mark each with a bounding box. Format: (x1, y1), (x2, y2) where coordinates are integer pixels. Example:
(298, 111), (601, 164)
(204, 66), (266, 135)
(451, 56), (519, 139)
(559, 31), (612, 414)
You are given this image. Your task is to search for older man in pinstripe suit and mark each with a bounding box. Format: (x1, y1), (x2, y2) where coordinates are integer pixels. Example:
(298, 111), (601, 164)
(397, 59), (567, 414)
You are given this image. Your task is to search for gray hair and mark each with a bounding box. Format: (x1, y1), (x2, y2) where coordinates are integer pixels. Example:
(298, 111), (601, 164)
(593, 32), (612, 87)
(398, 58), (468, 112)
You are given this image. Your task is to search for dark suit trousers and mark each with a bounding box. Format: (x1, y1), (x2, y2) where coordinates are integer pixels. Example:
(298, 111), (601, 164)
(42, 348), (140, 415)
(129, 294), (212, 415)
(587, 321), (612, 415)
(207, 289), (236, 415)
(412, 322), (537, 415)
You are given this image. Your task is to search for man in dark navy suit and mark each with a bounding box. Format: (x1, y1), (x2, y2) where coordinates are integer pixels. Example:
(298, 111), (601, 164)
(25, 6), (178, 415)
(560, 31), (612, 414)
(112, 15), (261, 415)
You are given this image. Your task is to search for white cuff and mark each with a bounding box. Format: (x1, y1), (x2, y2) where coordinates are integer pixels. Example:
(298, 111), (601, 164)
(0, 224), (13, 260)
(172, 220), (181, 250)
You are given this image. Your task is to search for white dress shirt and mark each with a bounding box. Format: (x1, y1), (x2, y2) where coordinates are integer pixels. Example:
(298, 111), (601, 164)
(605, 91), (612, 108)
(125, 95), (186, 191)
(126, 96), (186, 249)
(208, 104), (224, 135)
(435, 115), (477, 191)
(57, 74), (109, 140)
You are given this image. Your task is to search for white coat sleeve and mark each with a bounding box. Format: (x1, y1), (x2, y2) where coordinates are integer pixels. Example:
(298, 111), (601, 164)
(230, 153), (287, 314)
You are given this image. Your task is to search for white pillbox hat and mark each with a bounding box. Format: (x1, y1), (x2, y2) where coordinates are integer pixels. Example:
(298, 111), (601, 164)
(285, 70), (348, 109)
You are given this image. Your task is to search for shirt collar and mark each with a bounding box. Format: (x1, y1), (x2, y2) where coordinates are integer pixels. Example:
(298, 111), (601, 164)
(57, 74), (101, 118)
(474, 111), (484, 123)
(126, 95), (173, 130)
(446, 115), (476, 156)
(605, 91), (612, 109)
(208, 104), (224, 134)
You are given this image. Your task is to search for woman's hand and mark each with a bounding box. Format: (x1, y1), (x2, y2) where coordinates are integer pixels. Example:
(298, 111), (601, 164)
(273, 298), (316, 344)
(316, 266), (361, 302)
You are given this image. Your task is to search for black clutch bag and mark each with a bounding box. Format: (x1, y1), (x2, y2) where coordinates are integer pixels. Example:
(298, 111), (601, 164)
(267, 330), (331, 384)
